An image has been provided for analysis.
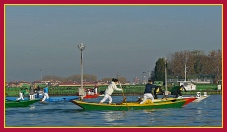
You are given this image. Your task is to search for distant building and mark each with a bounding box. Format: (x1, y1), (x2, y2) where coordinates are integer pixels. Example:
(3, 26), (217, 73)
(7, 81), (31, 88)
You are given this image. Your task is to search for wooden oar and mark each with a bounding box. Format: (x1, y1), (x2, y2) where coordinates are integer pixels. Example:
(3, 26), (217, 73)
(120, 83), (129, 110)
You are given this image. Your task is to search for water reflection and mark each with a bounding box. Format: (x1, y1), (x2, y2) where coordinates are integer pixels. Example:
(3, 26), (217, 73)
(102, 111), (126, 125)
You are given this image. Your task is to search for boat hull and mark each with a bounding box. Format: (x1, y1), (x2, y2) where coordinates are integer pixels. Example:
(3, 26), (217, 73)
(71, 99), (186, 111)
(181, 97), (197, 105)
(181, 97), (204, 104)
(5, 99), (40, 108)
(46, 96), (78, 102)
(194, 96), (209, 102)
(83, 94), (100, 99)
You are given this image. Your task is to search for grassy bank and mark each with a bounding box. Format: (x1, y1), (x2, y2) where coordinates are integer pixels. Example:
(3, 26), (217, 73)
(5, 84), (221, 97)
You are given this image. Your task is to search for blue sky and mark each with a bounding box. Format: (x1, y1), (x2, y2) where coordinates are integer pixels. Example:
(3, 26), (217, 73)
(5, 5), (222, 82)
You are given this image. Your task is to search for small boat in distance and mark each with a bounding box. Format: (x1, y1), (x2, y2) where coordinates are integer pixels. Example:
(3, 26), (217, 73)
(78, 87), (100, 99)
(5, 99), (40, 108)
(83, 94), (100, 99)
(180, 92), (209, 103)
(6, 96), (79, 102)
(194, 92), (209, 102)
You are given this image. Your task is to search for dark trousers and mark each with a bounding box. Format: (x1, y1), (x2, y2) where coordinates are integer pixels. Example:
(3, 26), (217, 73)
(175, 91), (182, 98)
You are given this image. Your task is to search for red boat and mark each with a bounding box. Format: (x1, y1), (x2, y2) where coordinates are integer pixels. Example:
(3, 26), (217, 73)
(79, 87), (100, 99)
(83, 94), (100, 99)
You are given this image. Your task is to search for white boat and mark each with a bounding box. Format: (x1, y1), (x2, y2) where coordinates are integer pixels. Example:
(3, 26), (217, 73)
(193, 92), (209, 102)
(180, 92), (209, 102)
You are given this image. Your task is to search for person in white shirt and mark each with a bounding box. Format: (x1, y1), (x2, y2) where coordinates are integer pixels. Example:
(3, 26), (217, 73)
(94, 85), (98, 94)
(16, 89), (25, 101)
(99, 78), (123, 104)
(41, 86), (49, 102)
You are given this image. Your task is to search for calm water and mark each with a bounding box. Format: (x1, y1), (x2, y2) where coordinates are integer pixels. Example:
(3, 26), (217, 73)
(5, 95), (222, 127)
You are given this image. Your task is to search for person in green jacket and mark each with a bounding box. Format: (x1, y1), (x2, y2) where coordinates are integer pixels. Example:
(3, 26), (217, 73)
(154, 86), (164, 99)
(174, 85), (187, 98)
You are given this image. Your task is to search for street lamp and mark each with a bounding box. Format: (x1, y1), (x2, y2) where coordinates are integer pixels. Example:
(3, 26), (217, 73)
(164, 58), (167, 91)
(142, 72), (146, 84)
(40, 69), (43, 82)
(184, 64), (187, 82)
(77, 43), (86, 97)
(164, 58), (168, 98)
(184, 57), (188, 82)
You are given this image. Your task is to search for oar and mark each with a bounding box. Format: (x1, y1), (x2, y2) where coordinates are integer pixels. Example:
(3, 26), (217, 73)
(120, 83), (129, 110)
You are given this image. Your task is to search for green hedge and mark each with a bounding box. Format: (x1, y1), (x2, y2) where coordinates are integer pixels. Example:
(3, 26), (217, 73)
(5, 84), (219, 96)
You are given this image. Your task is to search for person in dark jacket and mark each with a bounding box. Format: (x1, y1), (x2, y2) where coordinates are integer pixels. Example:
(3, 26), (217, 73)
(140, 79), (156, 104)
(36, 85), (41, 98)
(175, 85), (187, 98)
(29, 86), (35, 100)
(154, 86), (164, 99)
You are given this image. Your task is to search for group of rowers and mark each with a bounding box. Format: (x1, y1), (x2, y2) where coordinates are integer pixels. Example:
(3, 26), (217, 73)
(99, 78), (187, 105)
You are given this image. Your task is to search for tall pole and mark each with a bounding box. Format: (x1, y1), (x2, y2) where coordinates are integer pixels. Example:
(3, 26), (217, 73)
(77, 43), (86, 97)
(165, 58), (167, 91)
(184, 57), (188, 82)
(184, 64), (187, 82)
(142, 72), (146, 84)
(116, 72), (120, 79)
(81, 49), (83, 92)
(40, 69), (43, 82)
(148, 70), (151, 80)
(163, 57), (168, 99)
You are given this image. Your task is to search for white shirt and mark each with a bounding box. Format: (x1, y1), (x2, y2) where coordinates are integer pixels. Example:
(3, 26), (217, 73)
(105, 81), (122, 95)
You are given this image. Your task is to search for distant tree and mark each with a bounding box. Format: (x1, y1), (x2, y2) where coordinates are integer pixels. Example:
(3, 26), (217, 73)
(66, 74), (81, 82)
(208, 49), (222, 83)
(66, 74), (97, 82)
(83, 74), (98, 82)
(168, 50), (208, 79)
(168, 51), (187, 78)
(154, 58), (166, 82)
(149, 70), (155, 81)
(117, 77), (128, 83)
(159, 49), (222, 83)
(43, 74), (97, 82)
(101, 78), (112, 83)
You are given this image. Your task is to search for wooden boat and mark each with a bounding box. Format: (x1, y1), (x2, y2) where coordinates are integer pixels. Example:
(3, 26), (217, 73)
(5, 99), (40, 108)
(181, 97), (197, 105)
(154, 97), (197, 106)
(71, 98), (188, 111)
